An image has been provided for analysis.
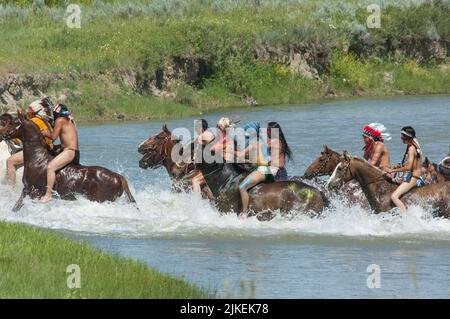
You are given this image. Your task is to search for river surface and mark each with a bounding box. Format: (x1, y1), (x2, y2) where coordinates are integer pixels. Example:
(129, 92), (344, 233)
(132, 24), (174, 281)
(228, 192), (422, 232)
(1, 96), (449, 298)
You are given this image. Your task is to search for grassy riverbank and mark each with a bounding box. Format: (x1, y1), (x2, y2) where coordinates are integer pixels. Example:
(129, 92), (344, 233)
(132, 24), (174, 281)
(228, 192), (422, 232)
(0, 221), (209, 298)
(0, 0), (449, 122)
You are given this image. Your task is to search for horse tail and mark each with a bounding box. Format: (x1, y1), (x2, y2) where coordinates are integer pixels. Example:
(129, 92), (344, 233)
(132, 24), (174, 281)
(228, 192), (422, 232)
(119, 175), (136, 204)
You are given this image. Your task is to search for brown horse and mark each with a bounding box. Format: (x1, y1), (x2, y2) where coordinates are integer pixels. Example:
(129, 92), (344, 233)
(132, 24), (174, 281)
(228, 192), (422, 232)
(304, 145), (369, 208)
(326, 152), (450, 217)
(304, 145), (342, 179)
(138, 126), (329, 220)
(138, 125), (193, 193)
(0, 113), (136, 212)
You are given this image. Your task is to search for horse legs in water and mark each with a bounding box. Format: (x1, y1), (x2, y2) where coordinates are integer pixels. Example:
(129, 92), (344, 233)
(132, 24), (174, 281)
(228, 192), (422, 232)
(11, 175), (137, 213)
(119, 174), (139, 210)
(12, 188), (27, 212)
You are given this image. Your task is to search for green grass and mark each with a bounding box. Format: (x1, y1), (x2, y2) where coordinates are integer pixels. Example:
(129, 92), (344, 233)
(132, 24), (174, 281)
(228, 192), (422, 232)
(0, 0), (449, 121)
(0, 221), (209, 298)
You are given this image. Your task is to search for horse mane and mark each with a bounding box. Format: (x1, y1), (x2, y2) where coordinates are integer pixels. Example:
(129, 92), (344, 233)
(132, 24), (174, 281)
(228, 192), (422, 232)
(322, 145), (340, 156)
(351, 156), (384, 173)
(349, 155), (398, 184)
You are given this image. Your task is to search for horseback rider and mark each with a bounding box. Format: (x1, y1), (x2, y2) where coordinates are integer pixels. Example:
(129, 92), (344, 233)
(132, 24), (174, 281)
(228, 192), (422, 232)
(362, 123), (392, 171)
(40, 103), (79, 203)
(6, 98), (54, 187)
(267, 121), (292, 181)
(236, 122), (274, 218)
(211, 117), (236, 163)
(385, 126), (425, 212)
(191, 119), (214, 200)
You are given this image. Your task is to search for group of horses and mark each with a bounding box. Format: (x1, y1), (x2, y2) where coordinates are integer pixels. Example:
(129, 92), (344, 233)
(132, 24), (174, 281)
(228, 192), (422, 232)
(1, 112), (449, 220)
(137, 125), (450, 219)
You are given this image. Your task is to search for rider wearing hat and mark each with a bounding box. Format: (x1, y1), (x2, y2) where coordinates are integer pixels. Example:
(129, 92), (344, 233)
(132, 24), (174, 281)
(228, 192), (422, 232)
(40, 103), (79, 203)
(362, 123), (392, 171)
(6, 98), (54, 187)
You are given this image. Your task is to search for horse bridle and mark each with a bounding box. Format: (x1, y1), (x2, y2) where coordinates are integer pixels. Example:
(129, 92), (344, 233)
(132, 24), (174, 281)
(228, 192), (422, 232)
(145, 135), (169, 168)
(1, 122), (22, 141)
(308, 151), (336, 178)
(145, 135), (192, 175)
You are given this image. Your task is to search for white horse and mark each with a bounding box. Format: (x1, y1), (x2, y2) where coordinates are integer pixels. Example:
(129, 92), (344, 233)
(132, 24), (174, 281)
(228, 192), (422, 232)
(0, 140), (23, 187)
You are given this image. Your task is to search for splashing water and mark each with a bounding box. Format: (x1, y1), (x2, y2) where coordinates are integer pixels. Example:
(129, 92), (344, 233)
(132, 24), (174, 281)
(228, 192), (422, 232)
(1, 181), (449, 243)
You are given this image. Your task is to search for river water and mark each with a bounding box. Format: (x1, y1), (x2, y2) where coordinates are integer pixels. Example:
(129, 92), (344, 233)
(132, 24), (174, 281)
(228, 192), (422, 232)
(1, 96), (449, 298)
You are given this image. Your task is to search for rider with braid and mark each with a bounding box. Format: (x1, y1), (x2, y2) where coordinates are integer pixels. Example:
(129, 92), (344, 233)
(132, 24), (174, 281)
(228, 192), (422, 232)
(385, 126), (425, 212)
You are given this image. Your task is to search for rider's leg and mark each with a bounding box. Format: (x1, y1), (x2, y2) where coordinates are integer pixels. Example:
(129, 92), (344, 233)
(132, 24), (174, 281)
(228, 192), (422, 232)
(390, 179), (417, 212)
(201, 184), (214, 201)
(6, 151), (23, 187)
(238, 171), (266, 218)
(191, 171), (204, 194)
(41, 149), (75, 203)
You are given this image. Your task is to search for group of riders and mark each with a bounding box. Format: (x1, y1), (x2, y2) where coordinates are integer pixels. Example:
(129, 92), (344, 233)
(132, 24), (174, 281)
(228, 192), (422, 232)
(2, 98), (449, 215)
(188, 118), (293, 217)
(185, 119), (449, 216)
(4, 97), (79, 203)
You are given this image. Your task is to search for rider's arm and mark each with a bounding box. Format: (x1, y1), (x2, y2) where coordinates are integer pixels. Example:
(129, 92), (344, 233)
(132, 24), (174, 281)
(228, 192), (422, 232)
(235, 143), (260, 164)
(370, 143), (382, 166)
(197, 131), (215, 145)
(391, 146), (415, 173)
(43, 119), (63, 141)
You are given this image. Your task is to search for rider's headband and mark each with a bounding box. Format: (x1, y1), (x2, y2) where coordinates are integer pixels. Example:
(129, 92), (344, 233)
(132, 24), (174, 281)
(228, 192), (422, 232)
(401, 130), (413, 138)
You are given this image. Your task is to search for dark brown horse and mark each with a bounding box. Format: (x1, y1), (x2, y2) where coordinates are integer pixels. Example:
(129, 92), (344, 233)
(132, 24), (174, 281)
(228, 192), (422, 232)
(138, 126), (329, 220)
(0, 113), (136, 211)
(326, 152), (450, 217)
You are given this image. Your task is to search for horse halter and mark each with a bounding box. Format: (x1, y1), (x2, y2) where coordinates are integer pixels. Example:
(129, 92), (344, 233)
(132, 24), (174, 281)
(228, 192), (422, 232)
(1, 122), (22, 141)
(145, 134), (191, 175)
(308, 151), (335, 178)
(147, 135), (170, 168)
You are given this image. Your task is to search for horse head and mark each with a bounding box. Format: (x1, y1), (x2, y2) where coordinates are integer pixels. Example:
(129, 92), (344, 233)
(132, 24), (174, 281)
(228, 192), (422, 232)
(0, 111), (23, 141)
(326, 150), (354, 189)
(304, 145), (341, 179)
(137, 124), (191, 174)
(138, 125), (173, 169)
